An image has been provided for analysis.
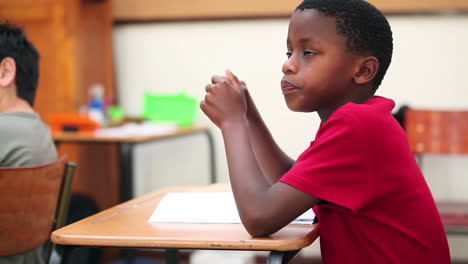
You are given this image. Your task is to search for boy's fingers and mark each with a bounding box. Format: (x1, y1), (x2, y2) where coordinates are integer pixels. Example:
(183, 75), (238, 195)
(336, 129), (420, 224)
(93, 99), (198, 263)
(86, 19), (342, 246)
(205, 84), (213, 92)
(240, 81), (247, 90)
(226, 70), (241, 90)
(212, 75), (226, 84)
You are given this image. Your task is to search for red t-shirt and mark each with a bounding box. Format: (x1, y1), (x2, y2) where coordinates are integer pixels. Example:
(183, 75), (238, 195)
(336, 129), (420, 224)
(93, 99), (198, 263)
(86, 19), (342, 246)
(279, 96), (450, 264)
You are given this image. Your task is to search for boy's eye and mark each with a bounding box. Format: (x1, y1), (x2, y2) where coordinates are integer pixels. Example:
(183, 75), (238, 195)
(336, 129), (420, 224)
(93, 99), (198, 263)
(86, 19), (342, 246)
(303, 50), (317, 56)
(286, 51), (292, 58)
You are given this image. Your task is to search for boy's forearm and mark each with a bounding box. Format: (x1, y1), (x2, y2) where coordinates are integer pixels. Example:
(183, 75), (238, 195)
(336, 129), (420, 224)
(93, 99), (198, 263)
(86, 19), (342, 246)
(245, 91), (295, 183)
(220, 118), (314, 237)
(220, 118), (272, 220)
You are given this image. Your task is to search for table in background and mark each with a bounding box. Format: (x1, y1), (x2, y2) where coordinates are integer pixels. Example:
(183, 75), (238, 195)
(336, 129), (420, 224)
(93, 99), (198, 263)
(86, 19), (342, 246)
(51, 184), (319, 264)
(53, 126), (216, 203)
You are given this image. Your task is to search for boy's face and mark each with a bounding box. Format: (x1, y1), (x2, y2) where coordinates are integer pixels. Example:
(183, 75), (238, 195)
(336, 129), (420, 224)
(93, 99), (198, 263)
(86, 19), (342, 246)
(281, 9), (362, 117)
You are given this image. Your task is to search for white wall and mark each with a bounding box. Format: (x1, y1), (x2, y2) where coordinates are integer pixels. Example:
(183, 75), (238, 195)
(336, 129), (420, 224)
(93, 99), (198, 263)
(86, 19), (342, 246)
(114, 18), (319, 189)
(113, 14), (468, 260)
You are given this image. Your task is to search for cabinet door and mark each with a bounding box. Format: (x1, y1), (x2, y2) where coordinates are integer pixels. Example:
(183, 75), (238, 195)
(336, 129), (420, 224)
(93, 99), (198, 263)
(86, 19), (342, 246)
(0, 0), (79, 117)
(0, 0), (115, 118)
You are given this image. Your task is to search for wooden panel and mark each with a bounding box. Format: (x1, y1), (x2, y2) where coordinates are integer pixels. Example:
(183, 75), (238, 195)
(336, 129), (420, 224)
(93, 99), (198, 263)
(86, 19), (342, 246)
(0, 2), (78, 116)
(112, 0), (468, 22)
(372, 0), (468, 12)
(62, 0), (119, 211)
(112, 0), (299, 21)
(0, 6), (50, 22)
(405, 109), (468, 154)
(74, 0), (116, 105)
(66, 143), (120, 210)
(0, 0), (55, 6)
(454, 0), (468, 8)
(0, 0), (115, 117)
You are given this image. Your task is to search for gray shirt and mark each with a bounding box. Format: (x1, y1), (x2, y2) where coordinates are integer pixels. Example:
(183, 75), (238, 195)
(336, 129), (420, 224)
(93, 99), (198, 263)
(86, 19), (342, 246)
(0, 111), (58, 264)
(0, 112), (57, 166)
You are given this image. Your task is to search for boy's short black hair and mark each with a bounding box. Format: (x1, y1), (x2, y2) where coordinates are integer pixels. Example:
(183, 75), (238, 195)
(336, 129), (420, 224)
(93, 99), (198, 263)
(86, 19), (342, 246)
(296, 0), (393, 89)
(0, 23), (40, 106)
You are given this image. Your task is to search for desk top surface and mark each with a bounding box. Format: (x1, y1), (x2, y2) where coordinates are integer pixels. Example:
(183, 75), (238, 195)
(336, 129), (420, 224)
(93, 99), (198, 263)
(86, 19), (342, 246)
(51, 184), (319, 251)
(52, 125), (210, 143)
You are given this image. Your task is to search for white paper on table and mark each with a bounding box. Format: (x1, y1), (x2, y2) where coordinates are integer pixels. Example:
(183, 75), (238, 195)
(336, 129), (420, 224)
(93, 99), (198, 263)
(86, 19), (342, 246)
(95, 122), (178, 138)
(148, 192), (315, 224)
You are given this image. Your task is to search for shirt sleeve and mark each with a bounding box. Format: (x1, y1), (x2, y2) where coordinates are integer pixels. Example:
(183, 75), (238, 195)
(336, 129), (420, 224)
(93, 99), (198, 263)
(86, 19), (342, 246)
(279, 111), (372, 213)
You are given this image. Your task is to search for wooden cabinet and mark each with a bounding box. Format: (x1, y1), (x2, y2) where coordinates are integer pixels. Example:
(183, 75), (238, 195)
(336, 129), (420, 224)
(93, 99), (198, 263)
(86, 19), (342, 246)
(0, 0), (119, 211)
(0, 0), (115, 117)
(112, 0), (468, 21)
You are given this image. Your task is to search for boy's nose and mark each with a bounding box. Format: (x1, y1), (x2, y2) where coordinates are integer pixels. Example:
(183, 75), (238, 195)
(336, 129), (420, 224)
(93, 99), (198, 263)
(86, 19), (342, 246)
(282, 57), (298, 74)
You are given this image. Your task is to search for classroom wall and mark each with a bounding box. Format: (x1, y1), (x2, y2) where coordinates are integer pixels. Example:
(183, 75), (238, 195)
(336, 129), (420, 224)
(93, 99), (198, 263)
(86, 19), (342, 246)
(113, 14), (468, 259)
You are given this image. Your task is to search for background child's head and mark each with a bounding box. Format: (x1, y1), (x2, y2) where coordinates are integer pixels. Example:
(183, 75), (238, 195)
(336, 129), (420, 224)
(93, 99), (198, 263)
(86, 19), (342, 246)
(0, 23), (40, 106)
(296, 0), (393, 90)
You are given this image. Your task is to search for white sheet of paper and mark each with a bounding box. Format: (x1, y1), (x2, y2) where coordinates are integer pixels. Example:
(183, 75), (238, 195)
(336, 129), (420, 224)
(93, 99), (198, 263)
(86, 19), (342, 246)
(95, 122), (178, 138)
(148, 192), (315, 224)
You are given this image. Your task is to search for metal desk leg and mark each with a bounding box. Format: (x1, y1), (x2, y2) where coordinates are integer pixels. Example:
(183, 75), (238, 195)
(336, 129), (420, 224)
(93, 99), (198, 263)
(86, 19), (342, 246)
(166, 249), (179, 264)
(267, 250), (301, 264)
(204, 130), (217, 183)
(120, 143), (136, 263)
(59, 245), (79, 264)
(120, 143), (134, 202)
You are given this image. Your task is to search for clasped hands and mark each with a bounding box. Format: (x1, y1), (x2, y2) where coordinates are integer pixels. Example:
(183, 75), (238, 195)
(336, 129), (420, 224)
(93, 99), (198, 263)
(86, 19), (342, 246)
(200, 70), (248, 129)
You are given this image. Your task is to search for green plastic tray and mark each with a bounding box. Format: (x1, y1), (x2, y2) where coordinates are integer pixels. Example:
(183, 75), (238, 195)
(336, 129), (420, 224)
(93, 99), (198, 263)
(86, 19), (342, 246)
(143, 92), (199, 126)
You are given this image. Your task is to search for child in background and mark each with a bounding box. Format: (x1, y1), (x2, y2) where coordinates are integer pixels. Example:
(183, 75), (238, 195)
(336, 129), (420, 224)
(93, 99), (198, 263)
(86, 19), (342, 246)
(0, 23), (57, 263)
(0, 23), (101, 264)
(200, 0), (450, 263)
(0, 23), (57, 169)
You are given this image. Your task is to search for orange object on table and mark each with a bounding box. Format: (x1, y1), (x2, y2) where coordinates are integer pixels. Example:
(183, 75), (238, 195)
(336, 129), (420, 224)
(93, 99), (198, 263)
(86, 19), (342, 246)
(47, 113), (100, 132)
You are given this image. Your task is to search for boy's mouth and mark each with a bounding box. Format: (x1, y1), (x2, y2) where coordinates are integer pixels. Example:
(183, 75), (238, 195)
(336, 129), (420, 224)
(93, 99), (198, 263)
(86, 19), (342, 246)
(281, 80), (299, 94)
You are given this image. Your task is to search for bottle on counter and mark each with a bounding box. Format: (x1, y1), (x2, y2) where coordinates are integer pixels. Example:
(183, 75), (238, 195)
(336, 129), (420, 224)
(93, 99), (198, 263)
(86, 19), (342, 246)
(88, 84), (106, 127)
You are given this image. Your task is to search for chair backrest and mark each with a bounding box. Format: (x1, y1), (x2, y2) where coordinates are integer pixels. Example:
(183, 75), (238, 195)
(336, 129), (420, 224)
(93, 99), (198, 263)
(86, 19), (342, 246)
(405, 109), (468, 155)
(0, 158), (76, 259)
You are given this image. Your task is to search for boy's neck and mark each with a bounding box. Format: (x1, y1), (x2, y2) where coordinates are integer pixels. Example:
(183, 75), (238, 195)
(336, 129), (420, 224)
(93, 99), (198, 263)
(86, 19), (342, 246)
(0, 92), (34, 113)
(318, 91), (374, 123)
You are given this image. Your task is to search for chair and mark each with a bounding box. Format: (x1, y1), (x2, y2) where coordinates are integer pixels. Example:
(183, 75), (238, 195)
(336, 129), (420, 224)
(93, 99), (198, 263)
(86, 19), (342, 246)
(405, 109), (468, 234)
(0, 158), (76, 263)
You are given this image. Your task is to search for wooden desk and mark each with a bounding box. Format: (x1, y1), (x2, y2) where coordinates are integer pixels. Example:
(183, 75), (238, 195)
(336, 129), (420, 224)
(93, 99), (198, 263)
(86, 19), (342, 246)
(51, 184), (319, 264)
(53, 126), (216, 204)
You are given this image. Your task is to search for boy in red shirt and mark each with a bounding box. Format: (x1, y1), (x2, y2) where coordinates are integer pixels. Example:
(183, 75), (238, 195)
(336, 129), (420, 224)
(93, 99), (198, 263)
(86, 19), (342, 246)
(200, 0), (450, 263)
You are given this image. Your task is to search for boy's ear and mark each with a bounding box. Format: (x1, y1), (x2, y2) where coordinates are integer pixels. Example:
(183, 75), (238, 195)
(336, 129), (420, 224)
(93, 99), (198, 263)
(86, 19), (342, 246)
(0, 57), (16, 88)
(353, 56), (379, 86)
